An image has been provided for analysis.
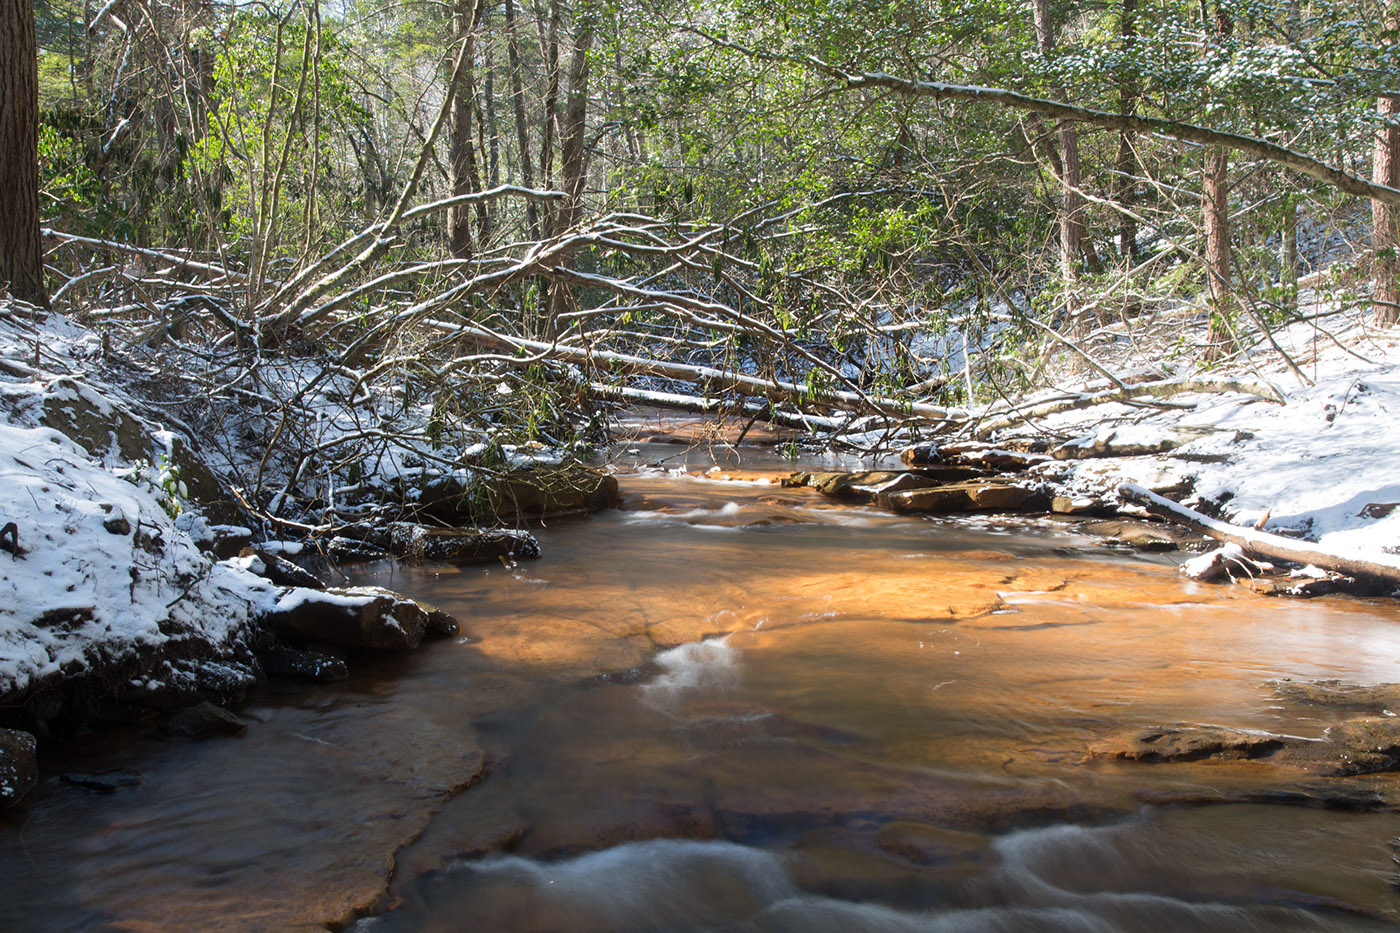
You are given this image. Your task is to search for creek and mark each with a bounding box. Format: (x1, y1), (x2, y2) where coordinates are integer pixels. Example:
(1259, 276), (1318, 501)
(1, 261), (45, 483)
(3, 438), (1400, 931)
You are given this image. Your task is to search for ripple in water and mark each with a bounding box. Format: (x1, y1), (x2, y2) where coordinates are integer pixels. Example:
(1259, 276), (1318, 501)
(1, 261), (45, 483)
(353, 832), (1374, 933)
(641, 636), (740, 709)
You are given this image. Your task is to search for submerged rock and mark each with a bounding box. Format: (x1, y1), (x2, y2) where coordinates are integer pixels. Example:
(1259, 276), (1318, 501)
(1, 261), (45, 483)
(161, 701), (246, 738)
(60, 769), (143, 793)
(0, 728), (38, 807)
(1272, 680), (1400, 714)
(1076, 518), (1205, 551)
(254, 637), (350, 682)
(262, 586), (429, 651)
(1090, 725), (1288, 762)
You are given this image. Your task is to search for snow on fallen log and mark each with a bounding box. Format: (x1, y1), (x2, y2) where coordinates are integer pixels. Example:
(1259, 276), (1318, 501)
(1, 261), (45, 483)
(1179, 543), (1272, 581)
(1118, 484), (1400, 589)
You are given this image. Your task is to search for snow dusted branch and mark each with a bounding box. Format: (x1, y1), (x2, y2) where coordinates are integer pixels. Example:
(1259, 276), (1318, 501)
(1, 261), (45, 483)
(1118, 484), (1400, 589)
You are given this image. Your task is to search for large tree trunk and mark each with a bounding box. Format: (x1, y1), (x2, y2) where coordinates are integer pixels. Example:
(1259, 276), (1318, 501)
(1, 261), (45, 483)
(556, 11), (594, 234)
(1203, 145), (1233, 347)
(1, 0), (48, 308)
(447, 0), (485, 260)
(1031, 0), (1084, 320)
(504, 0), (539, 239)
(1115, 0), (1140, 268)
(1202, 2), (1233, 353)
(1374, 69), (1399, 324)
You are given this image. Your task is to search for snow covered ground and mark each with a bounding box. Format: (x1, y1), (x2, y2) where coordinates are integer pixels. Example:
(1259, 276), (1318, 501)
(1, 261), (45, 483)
(1016, 298), (1400, 560)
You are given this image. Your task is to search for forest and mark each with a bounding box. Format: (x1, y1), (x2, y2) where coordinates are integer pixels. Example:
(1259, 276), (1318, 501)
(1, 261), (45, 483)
(1, 0), (1397, 530)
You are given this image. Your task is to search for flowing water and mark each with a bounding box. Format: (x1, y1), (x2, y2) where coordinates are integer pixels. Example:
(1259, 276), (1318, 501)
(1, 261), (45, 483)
(4, 437), (1400, 931)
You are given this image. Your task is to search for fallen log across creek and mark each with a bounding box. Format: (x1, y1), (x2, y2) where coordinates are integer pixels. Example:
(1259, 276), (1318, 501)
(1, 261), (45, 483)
(1117, 483), (1400, 590)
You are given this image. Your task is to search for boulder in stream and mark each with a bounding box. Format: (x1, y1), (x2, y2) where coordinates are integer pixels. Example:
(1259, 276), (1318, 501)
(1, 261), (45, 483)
(388, 523), (540, 563)
(161, 701), (246, 738)
(1089, 725), (1288, 762)
(0, 728), (38, 807)
(1271, 680), (1400, 713)
(881, 481), (1049, 514)
(262, 586), (430, 651)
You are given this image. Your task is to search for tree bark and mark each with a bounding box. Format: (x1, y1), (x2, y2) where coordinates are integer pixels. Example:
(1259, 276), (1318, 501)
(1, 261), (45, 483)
(1202, 3), (1233, 353)
(1203, 145), (1233, 349)
(1115, 0), (1140, 267)
(1374, 72), (1399, 323)
(1, 0), (49, 307)
(556, 8), (594, 234)
(504, 0), (539, 239)
(447, 0), (486, 260)
(1030, 0), (1083, 317)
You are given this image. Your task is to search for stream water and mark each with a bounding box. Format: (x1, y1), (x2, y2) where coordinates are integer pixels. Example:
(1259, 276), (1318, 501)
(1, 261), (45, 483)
(3, 438), (1400, 931)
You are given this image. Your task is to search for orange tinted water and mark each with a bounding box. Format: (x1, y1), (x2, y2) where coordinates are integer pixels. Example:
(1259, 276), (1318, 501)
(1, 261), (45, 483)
(3, 449), (1400, 931)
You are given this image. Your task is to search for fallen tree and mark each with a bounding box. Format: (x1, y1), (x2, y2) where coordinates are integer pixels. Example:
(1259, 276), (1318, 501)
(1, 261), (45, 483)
(1118, 484), (1400, 589)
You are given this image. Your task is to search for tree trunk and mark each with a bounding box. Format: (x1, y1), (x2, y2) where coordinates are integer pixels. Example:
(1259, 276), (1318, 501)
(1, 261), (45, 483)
(504, 0), (539, 239)
(1202, 2), (1233, 353)
(1115, 0), (1140, 268)
(1, 0), (48, 308)
(536, 0), (561, 236)
(1280, 192), (1298, 315)
(1031, 0), (1084, 323)
(1374, 83), (1399, 324)
(1203, 145), (1233, 350)
(556, 10), (594, 234)
(447, 0), (485, 260)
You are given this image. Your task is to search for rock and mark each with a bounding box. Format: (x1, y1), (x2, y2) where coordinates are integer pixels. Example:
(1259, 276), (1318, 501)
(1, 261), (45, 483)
(491, 464), (619, 518)
(1360, 502), (1400, 519)
(1051, 495), (1110, 515)
(881, 485), (977, 513)
(815, 471), (909, 500)
(0, 728), (38, 807)
(1272, 680), (1400, 714)
(160, 701), (246, 738)
(327, 536), (393, 563)
(901, 441), (942, 465)
(882, 481), (1048, 514)
(422, 604), (461, 640)
(263, 586), (430, 651)
(1078, 519), (1204, 551)
(238, 547), (328, 590)
(254, 638), (349, 682)
(1281, 718), (1400, 777)
(1051, 426), (1218, 461)
(210, 524), (253, 560)
(1089, 725), (1288, 762)
(39, 377), (150, 462)
(60, 770), (143, 793)
(388, 523), (541, 564)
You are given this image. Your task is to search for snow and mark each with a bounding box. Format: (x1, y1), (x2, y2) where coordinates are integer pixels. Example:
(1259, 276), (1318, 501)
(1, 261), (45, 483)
(1014, 301), (1400, 563)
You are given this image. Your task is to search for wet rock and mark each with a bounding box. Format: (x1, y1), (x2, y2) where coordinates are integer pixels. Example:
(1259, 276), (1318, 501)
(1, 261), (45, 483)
(238, 547), (328, 590)
(1077, 518), (1205, 551)
(1089, 725), (1288, 762)
(497, 464), (621, 520)
(882, 481), (1048, 514)
(873, 821), (999, 871)
(420, 602), (461, 640)
(327, 536), (393, 563)
(388, 523), (541, 564)
(1281, 718), (1400, 777)
(1272, 680), (1400, 714)
(60, 769), (143, 793)
(0, 728), (38, 807)
(262, 585), (429, 651)
(254, 638), (349, 682)
(160, 701), (246, 738)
